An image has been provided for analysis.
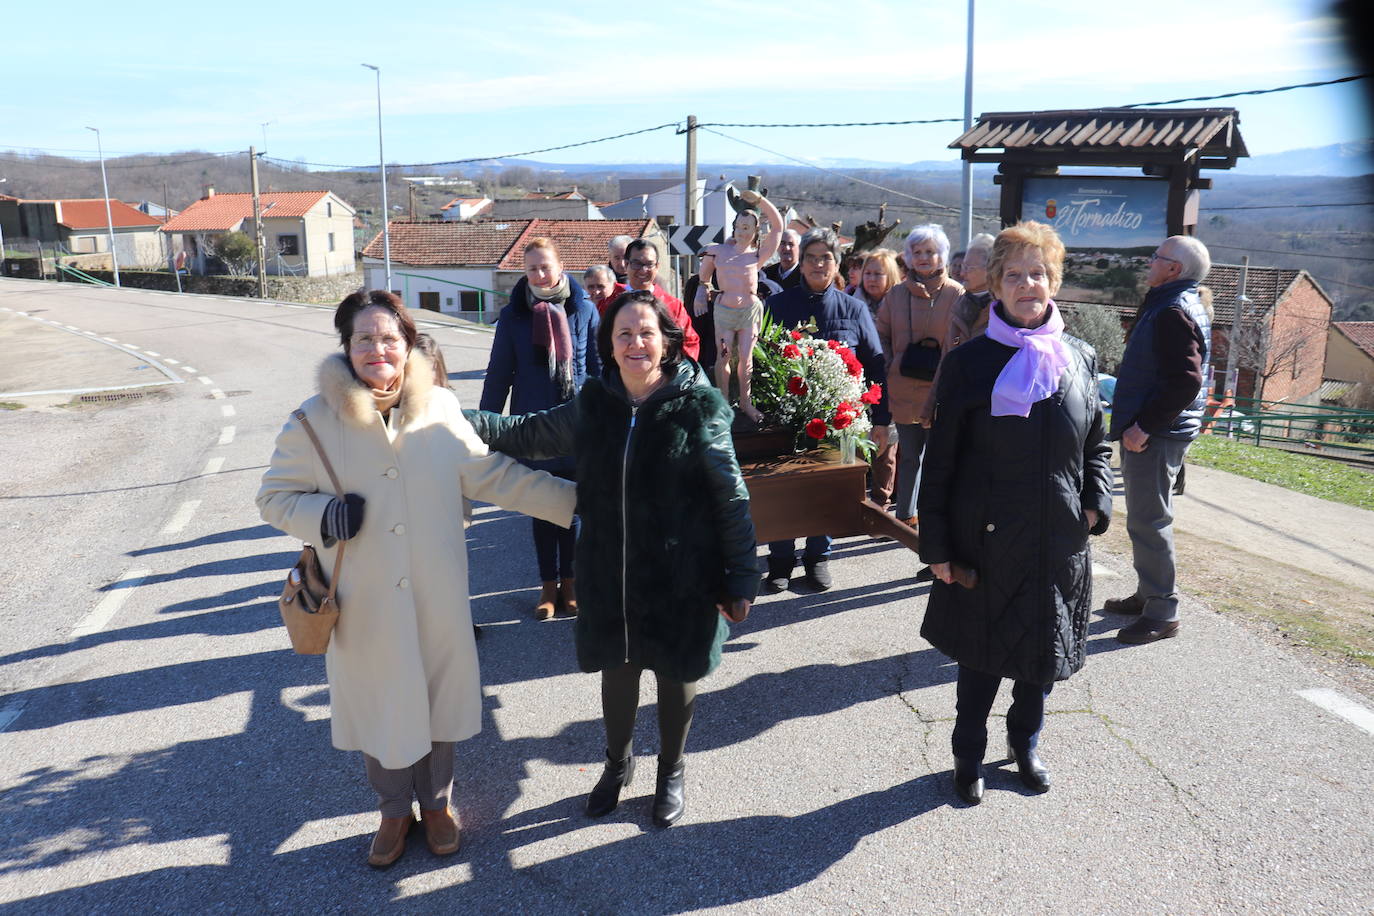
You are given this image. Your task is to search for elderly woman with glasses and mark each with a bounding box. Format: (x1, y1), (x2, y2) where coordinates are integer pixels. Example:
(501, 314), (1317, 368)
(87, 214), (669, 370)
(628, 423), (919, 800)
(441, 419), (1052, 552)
(258, 290), (576, 868)
(917, 222), (1112, 806)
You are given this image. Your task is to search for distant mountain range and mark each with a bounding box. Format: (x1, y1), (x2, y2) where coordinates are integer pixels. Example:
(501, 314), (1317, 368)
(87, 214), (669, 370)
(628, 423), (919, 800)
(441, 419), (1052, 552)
(461, 140), (1371, 179)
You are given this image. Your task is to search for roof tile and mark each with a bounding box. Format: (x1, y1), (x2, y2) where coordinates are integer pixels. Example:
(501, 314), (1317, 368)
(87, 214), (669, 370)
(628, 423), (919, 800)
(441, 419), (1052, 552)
(161, 191), (341, 233)
(1334, 321), (1374, 359)
(362, 218), (655, 270)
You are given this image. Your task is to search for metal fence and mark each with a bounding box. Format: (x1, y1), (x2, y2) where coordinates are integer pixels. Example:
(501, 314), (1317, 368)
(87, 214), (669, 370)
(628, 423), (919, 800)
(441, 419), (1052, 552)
(1206, 396), (1374, 467)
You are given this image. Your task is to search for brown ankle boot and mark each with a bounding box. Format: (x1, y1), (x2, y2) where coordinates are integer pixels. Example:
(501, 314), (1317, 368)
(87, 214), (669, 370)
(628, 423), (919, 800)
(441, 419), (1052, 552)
(559, 577), (578, 617)
(367, 814), (414, 868)
(535, 581), (558, 620)
(420, 805), (461, 855)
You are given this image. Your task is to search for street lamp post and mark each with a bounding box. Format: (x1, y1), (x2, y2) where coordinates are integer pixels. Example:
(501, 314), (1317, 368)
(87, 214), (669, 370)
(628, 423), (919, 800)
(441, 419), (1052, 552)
(85, 126), (121, 287)
(0, 178), (7, 272)
(361, 63), (392, 292)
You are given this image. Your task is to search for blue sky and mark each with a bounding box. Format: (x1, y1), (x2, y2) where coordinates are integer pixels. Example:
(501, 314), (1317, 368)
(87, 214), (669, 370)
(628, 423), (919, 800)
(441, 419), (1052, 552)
(1, 0), (1368, 169)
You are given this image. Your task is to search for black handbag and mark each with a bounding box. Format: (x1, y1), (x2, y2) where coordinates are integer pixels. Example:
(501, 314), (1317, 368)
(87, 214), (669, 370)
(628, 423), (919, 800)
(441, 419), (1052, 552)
(900, 337), (942, 380)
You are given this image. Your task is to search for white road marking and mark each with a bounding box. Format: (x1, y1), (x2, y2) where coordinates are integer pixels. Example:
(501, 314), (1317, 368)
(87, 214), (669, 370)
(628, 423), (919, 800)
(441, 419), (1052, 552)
(70, 568), (151, 638)
(453, 328), (475, 335)
(199, 376), (212, 385)
(181, 365), (197, 373)
(209, 388), (225, 399)
(204, 456), (226, 475)
(144, 350), (161, 357)
(15, 311), (27, 316)
(162, 499), (202, 535)
(221, 403), (236, 417)
(102, 336), (117, 342)
(65, 324), (79, 330)
(218, 426), (236, 445)
(1298, 688), (1374, 737)
(0, 700), (26, 733)
(164, 357), (179, 365)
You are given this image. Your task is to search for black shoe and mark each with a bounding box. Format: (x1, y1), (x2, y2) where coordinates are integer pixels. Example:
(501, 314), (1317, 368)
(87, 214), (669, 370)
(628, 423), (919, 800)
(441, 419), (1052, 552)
(916, 565), (934, 583)
(953, 757), (984, 805)
(585, 751), (634, 818)
(1008, 742), (1050, 793)
(1103, 594), (1145, 615)
(652, 757), (686, 827)
(1116, 618), (1180, 644)
(764, 561), (792, 594)
(803, 559), (833, 591)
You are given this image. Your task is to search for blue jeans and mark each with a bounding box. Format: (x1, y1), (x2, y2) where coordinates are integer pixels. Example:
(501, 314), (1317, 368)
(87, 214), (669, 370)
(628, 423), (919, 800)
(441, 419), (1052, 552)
(894, 423), (929, 519)
(767, 536), (831, 570)
(951, 665), (1053, 762)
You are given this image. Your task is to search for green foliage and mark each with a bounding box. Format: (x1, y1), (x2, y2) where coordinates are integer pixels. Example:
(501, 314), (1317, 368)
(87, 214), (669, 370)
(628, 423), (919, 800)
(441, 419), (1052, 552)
(1063, 301), (1125, 374)
(215, 231), (257, 270)
(1187, 436), (1374, 511)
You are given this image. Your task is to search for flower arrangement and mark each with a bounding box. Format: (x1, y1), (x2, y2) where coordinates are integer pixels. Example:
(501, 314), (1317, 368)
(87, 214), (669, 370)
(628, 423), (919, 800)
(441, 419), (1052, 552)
(750, 312), (883, 458)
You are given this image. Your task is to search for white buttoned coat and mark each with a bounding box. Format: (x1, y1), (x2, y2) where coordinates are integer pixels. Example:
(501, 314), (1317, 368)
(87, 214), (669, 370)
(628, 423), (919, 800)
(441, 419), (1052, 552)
(258, 351), (575, 768)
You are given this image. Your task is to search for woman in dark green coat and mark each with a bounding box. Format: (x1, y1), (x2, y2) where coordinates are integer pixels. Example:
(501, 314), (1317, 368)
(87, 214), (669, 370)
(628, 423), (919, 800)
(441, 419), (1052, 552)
(466, 289), (757, 828)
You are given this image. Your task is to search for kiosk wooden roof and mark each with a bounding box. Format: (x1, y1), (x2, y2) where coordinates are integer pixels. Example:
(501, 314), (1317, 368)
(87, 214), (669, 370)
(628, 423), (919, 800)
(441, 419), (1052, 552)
(950, 107), (1249, 234)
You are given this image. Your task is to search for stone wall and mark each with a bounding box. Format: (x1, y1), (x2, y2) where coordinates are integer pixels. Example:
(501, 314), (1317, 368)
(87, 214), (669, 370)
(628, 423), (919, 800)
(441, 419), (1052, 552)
(50, 269), (362, 305)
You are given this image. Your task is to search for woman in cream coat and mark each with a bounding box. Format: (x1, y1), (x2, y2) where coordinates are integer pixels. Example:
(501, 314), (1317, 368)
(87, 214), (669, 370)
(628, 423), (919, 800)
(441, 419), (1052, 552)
(258, 290), (575, 868)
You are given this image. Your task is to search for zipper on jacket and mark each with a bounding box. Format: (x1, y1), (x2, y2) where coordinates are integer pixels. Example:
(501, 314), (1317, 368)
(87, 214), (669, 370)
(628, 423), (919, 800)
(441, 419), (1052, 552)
(620, 405), (638, 664)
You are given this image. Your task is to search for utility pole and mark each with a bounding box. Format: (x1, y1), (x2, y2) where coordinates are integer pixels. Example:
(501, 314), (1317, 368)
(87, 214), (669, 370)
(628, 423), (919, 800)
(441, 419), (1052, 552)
(684, 114), (699, 226)
(1225, 255), (1250, 398)
(86, 126), (120, 287)
(959, 0), (975, 249)
(250, 146), (268, 299)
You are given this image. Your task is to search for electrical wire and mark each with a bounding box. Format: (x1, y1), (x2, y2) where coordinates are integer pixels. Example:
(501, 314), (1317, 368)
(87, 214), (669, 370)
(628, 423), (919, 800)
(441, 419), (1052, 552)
(1206, 201), (1374, 211)
(700, 127), (962, 212)
(260, 122), (679, 172)
(1203, 242), (1374, 263)
(1119, 74), (1370, 109)
(0, 151), (241, 169)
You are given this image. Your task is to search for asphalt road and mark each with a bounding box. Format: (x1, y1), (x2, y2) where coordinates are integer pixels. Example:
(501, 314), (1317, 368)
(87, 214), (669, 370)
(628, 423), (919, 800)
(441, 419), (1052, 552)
(1, 277), (1371, 914)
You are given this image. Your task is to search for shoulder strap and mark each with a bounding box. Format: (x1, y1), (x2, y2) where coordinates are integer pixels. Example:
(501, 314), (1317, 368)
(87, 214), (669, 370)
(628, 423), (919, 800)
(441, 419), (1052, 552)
(293, 409), (345, 601)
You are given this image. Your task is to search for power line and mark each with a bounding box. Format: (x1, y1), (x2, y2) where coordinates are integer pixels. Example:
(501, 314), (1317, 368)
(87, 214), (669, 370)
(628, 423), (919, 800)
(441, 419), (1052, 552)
(1206, 201), (1374, 211)
(1205, 242), (1374, 263)
(700, 127), (961, 212)
(0, 151), (240, 169)
(693, 116), (961, 129)
(1120, 73), (1369, 108)
(1309, 274), (1374, 295)
(261, 122), (679, 172)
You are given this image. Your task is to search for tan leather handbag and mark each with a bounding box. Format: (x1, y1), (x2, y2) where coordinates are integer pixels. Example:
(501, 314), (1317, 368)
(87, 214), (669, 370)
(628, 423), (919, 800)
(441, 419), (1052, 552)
(278, 409), (345, 655)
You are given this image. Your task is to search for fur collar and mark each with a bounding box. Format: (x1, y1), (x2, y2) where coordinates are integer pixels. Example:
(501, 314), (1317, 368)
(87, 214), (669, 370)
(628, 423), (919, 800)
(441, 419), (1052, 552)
(318, 349), (436, 428)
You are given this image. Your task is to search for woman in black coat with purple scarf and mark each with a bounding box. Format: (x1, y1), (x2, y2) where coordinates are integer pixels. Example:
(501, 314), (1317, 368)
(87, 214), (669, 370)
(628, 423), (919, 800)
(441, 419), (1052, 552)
(481, 237), (600, 620)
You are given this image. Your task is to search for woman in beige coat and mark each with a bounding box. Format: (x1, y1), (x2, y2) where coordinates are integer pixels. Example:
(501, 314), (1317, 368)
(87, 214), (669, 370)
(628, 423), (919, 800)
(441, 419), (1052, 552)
(258, 290), (575, 868)
(876, 225), (963, 526)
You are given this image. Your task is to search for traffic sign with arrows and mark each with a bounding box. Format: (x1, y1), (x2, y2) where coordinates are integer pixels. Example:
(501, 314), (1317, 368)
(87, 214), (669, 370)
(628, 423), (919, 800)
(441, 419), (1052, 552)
(667, 225), (725, 256)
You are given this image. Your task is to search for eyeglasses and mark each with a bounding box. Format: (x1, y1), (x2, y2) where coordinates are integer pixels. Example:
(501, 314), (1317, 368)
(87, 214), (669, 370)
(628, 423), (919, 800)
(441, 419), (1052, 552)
(802, 254), (836, 267)
(628, 259), (657, 271)
(1149, 252), (1181, 265)
(351, 333), (405, 350)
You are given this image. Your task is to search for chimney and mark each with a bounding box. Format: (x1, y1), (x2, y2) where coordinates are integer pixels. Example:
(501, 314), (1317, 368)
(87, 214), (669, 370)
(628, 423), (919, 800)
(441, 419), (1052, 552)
(203, 185), (215, 199)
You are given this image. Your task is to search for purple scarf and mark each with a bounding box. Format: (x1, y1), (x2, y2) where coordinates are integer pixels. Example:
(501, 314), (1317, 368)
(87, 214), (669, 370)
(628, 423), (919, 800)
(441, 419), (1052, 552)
(985, 301), (1071, 418)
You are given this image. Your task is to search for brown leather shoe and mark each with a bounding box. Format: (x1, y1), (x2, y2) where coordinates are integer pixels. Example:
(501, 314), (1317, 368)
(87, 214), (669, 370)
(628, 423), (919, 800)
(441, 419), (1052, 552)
(367, 814), (414, 868)
(559, 577), (578, 617)
(1103, 594), (1146, 615)
(1116, 618), (1180, 644)
(420, 805), (461, 856)
(535, 581), (558, 621)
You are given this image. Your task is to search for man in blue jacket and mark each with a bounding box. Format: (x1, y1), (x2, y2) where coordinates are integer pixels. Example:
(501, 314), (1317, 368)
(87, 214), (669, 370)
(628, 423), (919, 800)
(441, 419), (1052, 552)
(1105, 236), (1212, 644)
(762, 227), (891, 593)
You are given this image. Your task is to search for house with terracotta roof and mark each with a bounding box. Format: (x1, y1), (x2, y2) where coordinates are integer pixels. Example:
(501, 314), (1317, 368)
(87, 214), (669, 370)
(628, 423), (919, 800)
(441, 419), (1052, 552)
(1326, 322), (1374, 385)
(439, 197), (493, 222)
(361, 217), (660, 318)
(160, 189), (356, 277)
(0, 196), (165, 267)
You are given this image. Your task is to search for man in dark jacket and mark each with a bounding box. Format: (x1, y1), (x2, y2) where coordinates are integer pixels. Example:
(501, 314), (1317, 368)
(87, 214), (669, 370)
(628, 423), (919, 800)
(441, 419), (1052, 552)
(762, 227), (891, 592)
(1105, 236), (1213, 644)
(763, 229), (803, 290)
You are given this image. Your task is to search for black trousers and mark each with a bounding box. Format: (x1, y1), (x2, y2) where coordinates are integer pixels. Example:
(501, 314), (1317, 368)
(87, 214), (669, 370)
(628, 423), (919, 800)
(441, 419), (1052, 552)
(601, 663), (697, 764)
(951, 665), (1053, 762)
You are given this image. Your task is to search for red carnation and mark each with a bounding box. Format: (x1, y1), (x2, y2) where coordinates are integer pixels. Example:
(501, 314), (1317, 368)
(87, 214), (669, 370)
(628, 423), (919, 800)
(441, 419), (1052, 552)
(786, 375), (808, 397)
(805, 418), (828, 439)
(860, 383), (882, 404)
(790, 330), (804, 341)
(833, 410), (854, 430)
(806, 347), (815, 357)
(782, 344), (802, 359)
(827, 339), (841, 350)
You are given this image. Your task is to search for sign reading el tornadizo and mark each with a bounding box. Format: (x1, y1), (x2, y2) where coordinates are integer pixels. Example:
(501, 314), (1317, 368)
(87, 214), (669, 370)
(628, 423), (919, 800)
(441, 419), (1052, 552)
(1021, 176), (1168, 308)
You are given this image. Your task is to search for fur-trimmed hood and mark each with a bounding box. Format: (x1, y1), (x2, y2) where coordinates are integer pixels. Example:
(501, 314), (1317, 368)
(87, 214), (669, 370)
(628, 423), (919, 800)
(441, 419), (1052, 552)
(317, 349), (436, 429)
